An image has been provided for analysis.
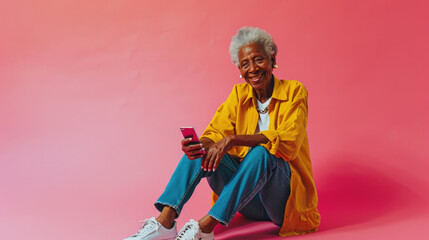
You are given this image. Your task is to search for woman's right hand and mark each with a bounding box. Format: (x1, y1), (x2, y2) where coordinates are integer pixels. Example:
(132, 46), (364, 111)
(181, 138), (205, 160)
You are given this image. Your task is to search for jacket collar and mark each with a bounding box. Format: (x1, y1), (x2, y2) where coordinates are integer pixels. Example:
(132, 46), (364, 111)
(243, 75), (288, 105)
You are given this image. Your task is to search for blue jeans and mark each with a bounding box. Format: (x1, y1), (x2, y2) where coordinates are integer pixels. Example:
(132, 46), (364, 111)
(154, 146), (291, 226)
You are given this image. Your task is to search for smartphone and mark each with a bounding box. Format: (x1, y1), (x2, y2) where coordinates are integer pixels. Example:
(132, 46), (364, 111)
(180, 127), (201, 144)
(180, 127), (206, 155)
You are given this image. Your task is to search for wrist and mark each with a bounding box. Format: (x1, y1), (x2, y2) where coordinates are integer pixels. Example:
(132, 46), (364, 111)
(200, 137), (215, 151)
(227, 135), (235, 147)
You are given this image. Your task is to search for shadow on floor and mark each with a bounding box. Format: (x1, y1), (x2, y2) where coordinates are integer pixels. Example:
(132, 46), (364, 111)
(316, 155), (427, 232)
(214, 214), (280, 240)
(214, 154), (428, 239)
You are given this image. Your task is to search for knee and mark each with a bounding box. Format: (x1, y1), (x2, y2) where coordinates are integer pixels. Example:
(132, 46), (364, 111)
(241, 146), (272, 168)
(250, 145), (268, 155)
(247, 146), (270, 162)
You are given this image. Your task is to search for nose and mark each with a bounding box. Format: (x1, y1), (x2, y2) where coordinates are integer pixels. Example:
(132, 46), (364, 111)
(249, 61), (260, 73)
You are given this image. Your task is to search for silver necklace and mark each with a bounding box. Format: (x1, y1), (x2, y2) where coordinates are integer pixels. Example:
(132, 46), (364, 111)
(257, 97), (271, 114)
(257, 106), (269, 114)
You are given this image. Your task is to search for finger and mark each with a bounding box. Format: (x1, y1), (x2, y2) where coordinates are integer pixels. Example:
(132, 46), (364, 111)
(183, 143), (202, 151)
(181, 138), (193, 147)
(189, 154), (203, 160)
(181, 139), (193, 153)
(187, 143), (203, 151)
(213, 154), (223, 171)
(213, 151), (225, 172)
(201, 152), (211, 170)
(207, 152), (217, 171)
(201, 155), (206, 168)
(207, 153), (214, 171)
(185, 149), (204, 159)
(203, 151), (213, 171)
(188, 148), (205, 156)
(189, 148), (205, 157)
(201, 152), (213, 171)
(209, 152), (220, 171)
(183, 143), (203, 155)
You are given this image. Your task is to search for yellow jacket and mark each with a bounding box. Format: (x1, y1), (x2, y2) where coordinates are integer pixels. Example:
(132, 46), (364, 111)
(201, 76), (320, 236)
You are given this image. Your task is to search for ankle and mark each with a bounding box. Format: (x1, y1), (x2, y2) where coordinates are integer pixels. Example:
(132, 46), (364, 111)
(156, 206), (177, 229)
(198, 225), (214, 234)
(198, 215), (218, 233)
(156, 216), (174, 229)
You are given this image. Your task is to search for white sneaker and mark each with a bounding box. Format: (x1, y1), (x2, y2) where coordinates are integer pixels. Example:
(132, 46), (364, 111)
(124, 217), (177, 240)
(176, 219), (214, 240)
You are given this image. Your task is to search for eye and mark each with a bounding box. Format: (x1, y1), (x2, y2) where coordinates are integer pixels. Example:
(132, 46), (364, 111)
(240, 61), (249, 69)
(255, 58), (264, 63)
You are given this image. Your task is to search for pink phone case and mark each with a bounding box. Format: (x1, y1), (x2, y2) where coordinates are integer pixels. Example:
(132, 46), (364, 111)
(180, 127), (200, 143)
(180, 127), (206, 155)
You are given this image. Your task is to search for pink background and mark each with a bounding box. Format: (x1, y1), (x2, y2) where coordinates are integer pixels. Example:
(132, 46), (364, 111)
(1, 0), (428, 239)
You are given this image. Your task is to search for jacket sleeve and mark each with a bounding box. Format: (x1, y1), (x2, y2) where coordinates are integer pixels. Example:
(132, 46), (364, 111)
(201, 85), (238, 143)
(259, 84), (308, 161)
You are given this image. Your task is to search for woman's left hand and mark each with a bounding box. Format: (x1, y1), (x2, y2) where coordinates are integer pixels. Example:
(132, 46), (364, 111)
(202, 136), (234, 172)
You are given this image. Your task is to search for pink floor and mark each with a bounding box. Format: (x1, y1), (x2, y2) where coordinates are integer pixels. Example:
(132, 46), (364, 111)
(1, 177), (428, 240)
(116, 159), (429, 240)
(116, 165), (429, 240)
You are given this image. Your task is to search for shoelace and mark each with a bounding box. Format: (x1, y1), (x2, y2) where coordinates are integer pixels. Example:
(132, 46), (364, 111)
(176, 221), (199, 240)
(132, 218), (160, 237)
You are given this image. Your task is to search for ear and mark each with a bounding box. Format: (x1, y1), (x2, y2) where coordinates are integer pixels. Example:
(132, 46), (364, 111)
(271, 55), (276, 67)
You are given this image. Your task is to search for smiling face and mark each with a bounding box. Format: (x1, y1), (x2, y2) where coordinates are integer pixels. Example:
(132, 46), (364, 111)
(238, 42), (275, 91)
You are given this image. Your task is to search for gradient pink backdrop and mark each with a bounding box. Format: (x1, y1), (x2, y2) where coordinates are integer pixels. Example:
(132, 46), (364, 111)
(1, 1), (428, 239)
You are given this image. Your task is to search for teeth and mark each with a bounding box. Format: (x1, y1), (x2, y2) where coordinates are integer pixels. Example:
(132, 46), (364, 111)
(251, 74), (263, 81)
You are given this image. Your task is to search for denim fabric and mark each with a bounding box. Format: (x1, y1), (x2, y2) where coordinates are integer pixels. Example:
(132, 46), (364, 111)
(155, 146), (291, 226)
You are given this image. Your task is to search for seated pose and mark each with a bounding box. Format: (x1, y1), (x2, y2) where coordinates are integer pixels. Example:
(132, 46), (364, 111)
(124, 27), (320, 240)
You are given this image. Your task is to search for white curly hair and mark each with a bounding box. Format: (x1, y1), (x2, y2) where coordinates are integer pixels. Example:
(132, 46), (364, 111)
(229, 27), (278, 66)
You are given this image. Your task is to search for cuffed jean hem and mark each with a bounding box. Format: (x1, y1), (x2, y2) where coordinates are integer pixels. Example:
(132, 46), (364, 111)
(154, 201), (180, 218)
(155, 155), (208, 218)
(207, 211), (230, 226)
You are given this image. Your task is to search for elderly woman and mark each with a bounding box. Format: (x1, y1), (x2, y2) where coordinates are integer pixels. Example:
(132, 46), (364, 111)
(124, 27), (320, 240)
